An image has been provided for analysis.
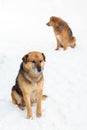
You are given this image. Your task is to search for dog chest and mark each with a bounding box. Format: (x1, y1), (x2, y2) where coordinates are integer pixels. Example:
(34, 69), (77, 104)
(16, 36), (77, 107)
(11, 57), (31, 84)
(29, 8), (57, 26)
(23, 82), (43, 93)
(56, 35), (61, 42)
(56, 35), (64, 46)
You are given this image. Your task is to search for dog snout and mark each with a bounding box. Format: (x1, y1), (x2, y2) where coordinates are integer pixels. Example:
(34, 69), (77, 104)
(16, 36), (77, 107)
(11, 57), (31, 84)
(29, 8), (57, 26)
(46, 22), (50, 26)
(37, 66), (41, 72)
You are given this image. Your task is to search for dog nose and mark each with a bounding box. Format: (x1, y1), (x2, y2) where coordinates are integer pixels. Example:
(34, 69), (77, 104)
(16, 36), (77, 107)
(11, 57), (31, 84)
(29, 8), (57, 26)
(46, 22), (49, 26)
(37, 66), (41, 72)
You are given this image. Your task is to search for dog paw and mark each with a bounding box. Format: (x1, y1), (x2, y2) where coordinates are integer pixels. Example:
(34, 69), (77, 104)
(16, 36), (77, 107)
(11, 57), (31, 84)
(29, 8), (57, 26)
(26, 113), (33, 119)
(26, 117), (33, 120)
(63, 46), (67, 50)
(18, 105), (25, 110)
(55, 48), (59, 51)
(27, 115), (33, 119)
(36, 112), (42, 117)
(71, 43), (76, 48)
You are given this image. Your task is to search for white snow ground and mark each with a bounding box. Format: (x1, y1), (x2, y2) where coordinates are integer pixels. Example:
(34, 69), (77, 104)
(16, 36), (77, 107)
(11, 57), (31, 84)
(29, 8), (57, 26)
(0, 0), (87, 130)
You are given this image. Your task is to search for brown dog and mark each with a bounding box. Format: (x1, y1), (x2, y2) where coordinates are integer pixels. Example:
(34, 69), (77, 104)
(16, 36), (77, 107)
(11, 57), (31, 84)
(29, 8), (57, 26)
(47, 16), (76, 50)
(11, 51), (46, 119)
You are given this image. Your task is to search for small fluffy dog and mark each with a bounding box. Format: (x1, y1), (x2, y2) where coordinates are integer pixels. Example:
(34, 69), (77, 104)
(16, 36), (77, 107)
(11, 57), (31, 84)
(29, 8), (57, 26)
(11, 51), (46, 119)
(46, 16), (76, 50)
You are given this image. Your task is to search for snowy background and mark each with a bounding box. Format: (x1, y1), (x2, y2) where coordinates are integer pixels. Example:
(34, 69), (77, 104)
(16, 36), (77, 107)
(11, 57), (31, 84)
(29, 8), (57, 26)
(0, 0), (87, 130)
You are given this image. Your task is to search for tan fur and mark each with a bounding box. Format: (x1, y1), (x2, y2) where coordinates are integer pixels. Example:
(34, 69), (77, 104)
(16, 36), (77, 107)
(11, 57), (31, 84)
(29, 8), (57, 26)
(47, 16), (76, 50)
(11, 51), (46, 118)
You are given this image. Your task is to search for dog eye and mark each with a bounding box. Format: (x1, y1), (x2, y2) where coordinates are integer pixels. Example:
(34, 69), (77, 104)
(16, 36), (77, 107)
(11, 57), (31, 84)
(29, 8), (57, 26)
(39, 60), (43, 63)
(32, 60), (35, 63)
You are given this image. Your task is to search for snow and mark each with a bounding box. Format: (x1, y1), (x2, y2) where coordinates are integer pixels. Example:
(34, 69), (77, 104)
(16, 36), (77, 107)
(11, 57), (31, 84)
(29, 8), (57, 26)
(0, 0), (87, 130)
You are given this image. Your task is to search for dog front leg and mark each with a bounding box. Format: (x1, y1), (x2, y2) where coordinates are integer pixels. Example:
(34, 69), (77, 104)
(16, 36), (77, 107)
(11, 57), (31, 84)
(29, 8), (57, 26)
(23, 93), (32, 119)
(36, 90), (42, 117)
(55, 38), (60, 50)
(63, 44), (67, 50)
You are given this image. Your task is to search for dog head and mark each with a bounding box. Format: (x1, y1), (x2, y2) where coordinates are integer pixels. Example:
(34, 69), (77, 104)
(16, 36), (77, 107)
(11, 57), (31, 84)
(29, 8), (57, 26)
(46, 16), (64, 28)
(22, 51), (46, 74)
(46, 16), (58, 26)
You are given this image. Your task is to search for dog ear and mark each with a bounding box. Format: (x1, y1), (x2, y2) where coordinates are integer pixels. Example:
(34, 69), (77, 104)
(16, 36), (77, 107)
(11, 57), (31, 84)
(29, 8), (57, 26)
(50, 16), (55, 22)
(42, 53), (46, 62)
(57, 23), (64, 32)
(22, 54), (28, 63)
(50, 16), (58, 23)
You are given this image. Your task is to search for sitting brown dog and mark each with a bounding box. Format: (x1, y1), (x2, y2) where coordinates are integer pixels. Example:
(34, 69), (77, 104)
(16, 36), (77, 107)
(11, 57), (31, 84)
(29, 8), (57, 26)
(11, 51), (47, 119)
(47, 16), (76, 50)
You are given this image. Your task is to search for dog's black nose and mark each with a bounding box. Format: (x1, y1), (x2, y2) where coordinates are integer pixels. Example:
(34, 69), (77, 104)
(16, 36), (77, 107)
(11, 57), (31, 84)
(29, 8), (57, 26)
(37, 66), (41, 72)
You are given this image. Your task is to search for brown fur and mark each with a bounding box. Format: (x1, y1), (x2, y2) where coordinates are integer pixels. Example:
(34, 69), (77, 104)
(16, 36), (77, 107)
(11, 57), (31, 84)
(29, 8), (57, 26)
(46, 16), (76, 50)
(11, 51), (47, 119)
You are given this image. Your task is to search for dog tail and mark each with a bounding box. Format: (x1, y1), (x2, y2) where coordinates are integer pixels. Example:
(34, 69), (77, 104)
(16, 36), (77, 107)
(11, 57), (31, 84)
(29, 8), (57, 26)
(42, 95), (48, 100)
